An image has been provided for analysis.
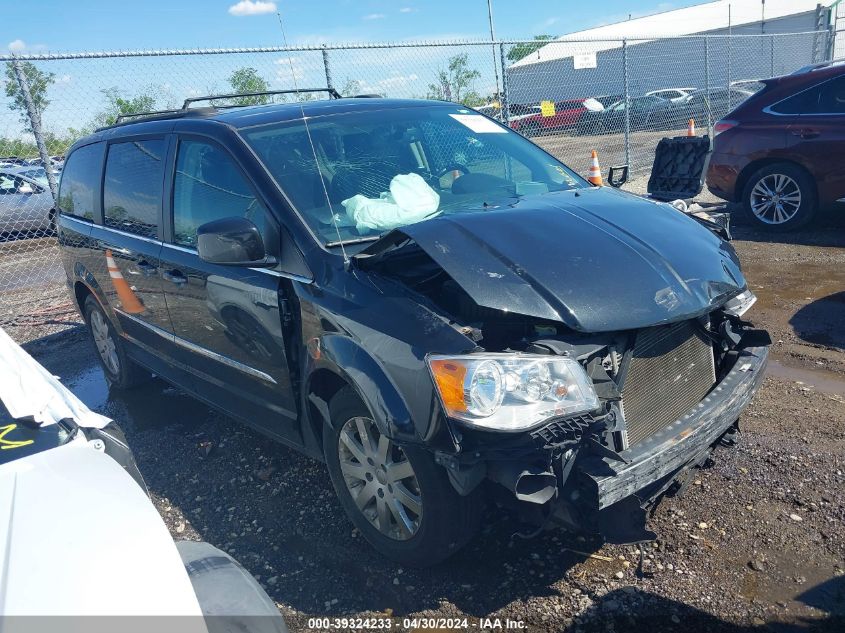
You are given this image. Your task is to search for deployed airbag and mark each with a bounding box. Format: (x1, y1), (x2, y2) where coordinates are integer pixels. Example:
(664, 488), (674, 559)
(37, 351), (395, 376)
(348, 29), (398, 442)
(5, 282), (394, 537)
(342, 173), (440, 232)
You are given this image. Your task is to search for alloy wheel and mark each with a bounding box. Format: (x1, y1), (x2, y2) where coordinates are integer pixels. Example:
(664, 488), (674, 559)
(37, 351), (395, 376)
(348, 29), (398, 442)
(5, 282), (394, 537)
(749, 173), (802, 225)
(337, 416), (422, 540)
(90, 309), (120, 375)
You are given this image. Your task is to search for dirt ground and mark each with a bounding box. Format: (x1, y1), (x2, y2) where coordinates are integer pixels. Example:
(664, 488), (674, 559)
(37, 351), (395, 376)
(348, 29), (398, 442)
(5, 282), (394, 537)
(10, 204), (845, 632)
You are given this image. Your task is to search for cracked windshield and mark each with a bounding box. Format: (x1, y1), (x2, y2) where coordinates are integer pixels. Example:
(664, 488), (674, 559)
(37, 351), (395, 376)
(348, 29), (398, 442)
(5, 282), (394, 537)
(242, 105), (585, 246)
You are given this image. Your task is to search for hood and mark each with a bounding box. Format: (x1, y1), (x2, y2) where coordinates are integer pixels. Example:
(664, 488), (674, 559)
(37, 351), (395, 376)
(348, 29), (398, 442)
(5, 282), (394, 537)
(360, 187), (745, 332)
(0, 325), (111, 429)
(0, 442), (205, 620)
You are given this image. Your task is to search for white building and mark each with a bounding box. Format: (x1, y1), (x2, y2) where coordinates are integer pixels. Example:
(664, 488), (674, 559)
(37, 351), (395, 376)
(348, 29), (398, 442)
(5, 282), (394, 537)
(506, 0), (836, 104)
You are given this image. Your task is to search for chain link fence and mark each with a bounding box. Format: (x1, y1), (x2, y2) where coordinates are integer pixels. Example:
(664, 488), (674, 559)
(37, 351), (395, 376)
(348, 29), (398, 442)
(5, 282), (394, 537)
(0, 30), (833, 342)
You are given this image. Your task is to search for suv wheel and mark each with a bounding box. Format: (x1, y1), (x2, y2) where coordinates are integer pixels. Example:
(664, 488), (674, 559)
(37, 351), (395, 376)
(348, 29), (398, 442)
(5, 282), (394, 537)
(83, 295), (150, 389)
(741, 163), (817, 231)
(324, 387), (482, 566)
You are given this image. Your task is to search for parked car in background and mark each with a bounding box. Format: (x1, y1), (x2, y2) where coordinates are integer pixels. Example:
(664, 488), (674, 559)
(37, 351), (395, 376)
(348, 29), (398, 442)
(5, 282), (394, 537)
(678, 87), (757, 127)
(589, 94), (624, 109)
(474, 104), (503, 120)
(645, 87), (697, 104)
(509, 98), (592, 136)
(20, 157), (63, 172)
(0, 166), (55, 236)
(730, 79), (766, 97)
(707, 61), (845, 230)
(576, 95), (680, 135)
(58, 93), (768, 565)
(0, 326), (286, 629)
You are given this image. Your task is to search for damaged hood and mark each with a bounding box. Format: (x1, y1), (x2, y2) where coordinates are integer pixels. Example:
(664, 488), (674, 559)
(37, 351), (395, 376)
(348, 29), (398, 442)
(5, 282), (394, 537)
(360, 187), (745, 332)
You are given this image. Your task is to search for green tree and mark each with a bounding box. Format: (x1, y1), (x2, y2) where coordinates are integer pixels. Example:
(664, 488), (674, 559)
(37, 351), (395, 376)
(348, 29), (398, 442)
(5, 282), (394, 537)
(95, 87), (158, 127)
(227, 67), (270, 105)
(4, 61), (56, 133)
(340, 78), (361, 97)
(426, 54), (484, 107)
(507, 35), (554, 62)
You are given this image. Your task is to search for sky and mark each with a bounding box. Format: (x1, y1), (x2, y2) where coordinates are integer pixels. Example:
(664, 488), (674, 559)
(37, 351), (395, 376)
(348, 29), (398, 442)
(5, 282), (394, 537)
(1, 0), (706, 139)
(5, 0), (704, 53)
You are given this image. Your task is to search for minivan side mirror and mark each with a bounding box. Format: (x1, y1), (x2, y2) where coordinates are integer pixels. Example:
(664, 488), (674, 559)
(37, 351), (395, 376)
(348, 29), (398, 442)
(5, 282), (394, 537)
(196, 217), (277, 267)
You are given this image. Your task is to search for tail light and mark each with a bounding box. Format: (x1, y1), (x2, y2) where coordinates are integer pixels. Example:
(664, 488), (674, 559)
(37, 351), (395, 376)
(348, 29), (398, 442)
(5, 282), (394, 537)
(714, 119), (738, 136)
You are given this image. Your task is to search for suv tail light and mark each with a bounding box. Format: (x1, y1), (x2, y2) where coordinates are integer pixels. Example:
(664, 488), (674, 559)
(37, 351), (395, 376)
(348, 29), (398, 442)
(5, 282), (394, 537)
(714, 119), (738, 136)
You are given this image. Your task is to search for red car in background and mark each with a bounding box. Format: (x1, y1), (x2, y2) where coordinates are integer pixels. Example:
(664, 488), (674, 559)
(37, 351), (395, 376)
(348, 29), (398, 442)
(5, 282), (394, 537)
(706, 60), (845, 231)
(508, 98), (600, 137)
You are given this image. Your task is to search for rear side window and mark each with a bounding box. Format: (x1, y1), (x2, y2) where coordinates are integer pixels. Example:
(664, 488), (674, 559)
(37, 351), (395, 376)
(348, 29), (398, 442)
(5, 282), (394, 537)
(772, 76), (845, 115)
(58, 143), (102, 220)
(172, 139), (267, 248)
(103, 139), (166, 238)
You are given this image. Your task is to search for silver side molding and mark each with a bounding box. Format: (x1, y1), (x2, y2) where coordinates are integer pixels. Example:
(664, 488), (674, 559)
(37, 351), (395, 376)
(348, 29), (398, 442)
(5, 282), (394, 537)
(114, 308), (277, 385)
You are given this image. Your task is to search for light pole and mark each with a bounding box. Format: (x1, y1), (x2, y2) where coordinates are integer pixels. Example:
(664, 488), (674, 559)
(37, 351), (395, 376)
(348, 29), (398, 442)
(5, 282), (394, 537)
(487, 0), (501, 104)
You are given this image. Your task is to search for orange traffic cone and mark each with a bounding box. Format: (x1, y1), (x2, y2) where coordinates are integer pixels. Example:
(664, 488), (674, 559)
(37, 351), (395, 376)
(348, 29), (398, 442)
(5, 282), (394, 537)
(105, 249), (145, 314)
(587, 150), (603, 186)
(687, 118), (696, 137)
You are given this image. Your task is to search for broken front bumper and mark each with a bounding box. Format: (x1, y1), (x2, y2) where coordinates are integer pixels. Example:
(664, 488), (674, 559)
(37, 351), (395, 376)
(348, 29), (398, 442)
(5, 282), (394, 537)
(578, 344), (769, 510)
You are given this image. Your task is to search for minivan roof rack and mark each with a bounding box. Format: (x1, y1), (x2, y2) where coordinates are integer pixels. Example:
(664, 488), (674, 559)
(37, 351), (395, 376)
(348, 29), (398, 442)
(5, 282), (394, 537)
(182, 87), (342, 109)
(114, 108), (187, 124)
(102, 88), (344, 130)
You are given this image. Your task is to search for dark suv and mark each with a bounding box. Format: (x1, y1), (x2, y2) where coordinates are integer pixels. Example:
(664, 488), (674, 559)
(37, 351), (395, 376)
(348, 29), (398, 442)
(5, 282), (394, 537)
(706, 61), (845, 231)
(57, 93), (769, 566)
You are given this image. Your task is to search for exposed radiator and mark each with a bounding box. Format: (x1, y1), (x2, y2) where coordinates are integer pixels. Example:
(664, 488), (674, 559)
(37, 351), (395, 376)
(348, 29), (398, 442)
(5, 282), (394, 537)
(620, 320), (716, 447)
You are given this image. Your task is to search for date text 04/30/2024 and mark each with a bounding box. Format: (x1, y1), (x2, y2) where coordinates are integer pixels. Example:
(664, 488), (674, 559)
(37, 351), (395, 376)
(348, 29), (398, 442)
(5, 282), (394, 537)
(306, 617), (527, 629)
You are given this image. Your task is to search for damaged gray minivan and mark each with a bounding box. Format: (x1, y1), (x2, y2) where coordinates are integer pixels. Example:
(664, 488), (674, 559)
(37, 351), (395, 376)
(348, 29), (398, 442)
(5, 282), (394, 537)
(57, 94), (770, 566)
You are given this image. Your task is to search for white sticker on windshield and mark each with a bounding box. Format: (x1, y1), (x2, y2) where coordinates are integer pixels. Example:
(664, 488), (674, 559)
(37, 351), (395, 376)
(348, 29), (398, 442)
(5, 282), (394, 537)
(449, 114), (508, 134)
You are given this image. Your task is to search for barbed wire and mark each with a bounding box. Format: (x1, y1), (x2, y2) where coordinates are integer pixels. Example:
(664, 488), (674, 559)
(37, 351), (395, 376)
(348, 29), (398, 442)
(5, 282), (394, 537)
(0, 30), (831, 62)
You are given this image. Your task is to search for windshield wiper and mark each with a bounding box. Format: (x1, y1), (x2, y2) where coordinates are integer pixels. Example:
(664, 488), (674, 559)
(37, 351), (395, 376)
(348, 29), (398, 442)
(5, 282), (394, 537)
(325, 236), (382, 248)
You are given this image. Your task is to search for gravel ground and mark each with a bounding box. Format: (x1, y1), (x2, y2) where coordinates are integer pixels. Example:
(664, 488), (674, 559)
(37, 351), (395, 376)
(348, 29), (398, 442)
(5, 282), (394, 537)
(10, 195), (845, 632)
(25, 328), (845, 633)
(0, 236), (79, 342)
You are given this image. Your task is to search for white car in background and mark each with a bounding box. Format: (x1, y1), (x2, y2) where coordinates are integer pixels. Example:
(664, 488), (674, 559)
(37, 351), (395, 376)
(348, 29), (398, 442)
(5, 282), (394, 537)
(645, 87), (697, 103)
(0, 166), (55, 235)
(0, 326), (286, 631)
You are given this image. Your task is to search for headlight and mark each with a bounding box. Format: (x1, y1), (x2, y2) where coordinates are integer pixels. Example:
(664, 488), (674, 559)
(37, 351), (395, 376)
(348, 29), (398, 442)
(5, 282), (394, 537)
(723, 289), (756, 317)
(427, 354), (600, 431)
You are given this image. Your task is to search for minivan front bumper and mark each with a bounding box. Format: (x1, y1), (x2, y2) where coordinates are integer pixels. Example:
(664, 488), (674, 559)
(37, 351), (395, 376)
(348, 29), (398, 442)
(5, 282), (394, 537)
(456, 340), (769, 543)
(578, 344), (768, 510)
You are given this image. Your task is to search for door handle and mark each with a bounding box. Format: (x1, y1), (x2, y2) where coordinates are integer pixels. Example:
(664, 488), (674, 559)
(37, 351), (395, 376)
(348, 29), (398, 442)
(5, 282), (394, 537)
(97, 240), (132, 256)
(136, 260), (157, 277)
(162, 270), (187, 285)
(791, 128), (820, 139)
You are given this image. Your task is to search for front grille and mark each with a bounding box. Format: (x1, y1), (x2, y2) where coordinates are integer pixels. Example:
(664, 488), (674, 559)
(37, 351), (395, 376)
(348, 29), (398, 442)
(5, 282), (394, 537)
(620, 320), (716, 446)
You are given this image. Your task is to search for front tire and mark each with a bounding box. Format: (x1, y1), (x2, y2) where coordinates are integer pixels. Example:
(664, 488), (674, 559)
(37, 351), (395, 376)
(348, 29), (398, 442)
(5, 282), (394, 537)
(83, 295), (150, 389)
(324, 388), (482, 567)
(741, 163), (817, 231)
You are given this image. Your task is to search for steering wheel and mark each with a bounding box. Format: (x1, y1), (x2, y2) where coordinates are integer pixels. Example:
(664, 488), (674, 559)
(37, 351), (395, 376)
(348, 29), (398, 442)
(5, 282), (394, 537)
(436, 164), (470, 179)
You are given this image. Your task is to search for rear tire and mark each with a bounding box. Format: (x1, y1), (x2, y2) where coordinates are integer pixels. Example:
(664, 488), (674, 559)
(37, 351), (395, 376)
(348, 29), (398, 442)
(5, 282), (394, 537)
(740, 163), (817, 231)
(83, 295), (150, 389)
(323, 387), (482, 567)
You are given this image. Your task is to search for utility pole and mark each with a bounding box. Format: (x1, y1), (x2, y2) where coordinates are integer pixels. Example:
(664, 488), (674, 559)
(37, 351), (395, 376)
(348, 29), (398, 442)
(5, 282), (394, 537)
(487, 0), (501, 103)
(11, 58), (57, 203)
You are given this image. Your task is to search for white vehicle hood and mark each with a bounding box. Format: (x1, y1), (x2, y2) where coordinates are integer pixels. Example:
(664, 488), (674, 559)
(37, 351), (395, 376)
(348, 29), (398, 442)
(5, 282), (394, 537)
(0, 441), (205, 620)
(0, 326), (109, 429)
